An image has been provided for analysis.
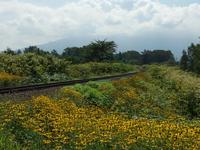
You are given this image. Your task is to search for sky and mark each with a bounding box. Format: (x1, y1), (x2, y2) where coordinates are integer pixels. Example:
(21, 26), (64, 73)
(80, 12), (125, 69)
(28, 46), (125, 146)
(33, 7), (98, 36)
(0, 0), (200, 56)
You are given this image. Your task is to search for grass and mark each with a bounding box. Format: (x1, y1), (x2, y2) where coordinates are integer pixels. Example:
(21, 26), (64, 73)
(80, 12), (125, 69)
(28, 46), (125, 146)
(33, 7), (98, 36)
(0, 131), (21, 150)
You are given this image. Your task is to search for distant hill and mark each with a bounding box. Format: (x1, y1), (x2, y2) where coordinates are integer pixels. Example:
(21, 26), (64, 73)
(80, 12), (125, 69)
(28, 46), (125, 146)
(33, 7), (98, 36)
(37, 34), (195, 59)
(37, 35), (138, 54)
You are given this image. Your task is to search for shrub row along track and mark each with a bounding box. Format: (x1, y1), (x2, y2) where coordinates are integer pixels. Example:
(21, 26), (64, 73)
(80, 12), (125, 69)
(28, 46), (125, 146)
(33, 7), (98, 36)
(0, 72), (137, 94)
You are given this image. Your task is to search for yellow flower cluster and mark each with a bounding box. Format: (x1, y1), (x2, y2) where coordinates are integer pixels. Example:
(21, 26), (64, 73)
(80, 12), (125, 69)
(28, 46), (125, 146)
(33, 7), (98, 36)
(2, 96), (200, 149)
(0, 72), (21, 81)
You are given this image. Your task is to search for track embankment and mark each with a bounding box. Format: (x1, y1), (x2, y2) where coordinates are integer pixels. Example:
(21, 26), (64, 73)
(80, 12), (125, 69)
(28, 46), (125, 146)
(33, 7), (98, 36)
(0, 72), (137, 94)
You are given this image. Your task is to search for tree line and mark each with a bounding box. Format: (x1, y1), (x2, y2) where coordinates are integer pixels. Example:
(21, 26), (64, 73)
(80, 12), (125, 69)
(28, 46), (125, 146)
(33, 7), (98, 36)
(62, 40), (175, 64)
(2, 40), (175, 65)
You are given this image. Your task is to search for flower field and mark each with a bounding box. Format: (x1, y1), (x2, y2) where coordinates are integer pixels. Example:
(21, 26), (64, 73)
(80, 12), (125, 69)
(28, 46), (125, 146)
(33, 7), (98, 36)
(0, 65), (200, 149)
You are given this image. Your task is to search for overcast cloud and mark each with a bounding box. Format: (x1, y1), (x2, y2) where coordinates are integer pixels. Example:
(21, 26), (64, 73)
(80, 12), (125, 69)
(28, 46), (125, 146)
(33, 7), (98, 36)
(0, 0), (200, 56)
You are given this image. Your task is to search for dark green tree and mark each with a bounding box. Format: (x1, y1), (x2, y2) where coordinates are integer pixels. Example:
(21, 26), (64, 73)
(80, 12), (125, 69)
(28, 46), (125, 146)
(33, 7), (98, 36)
(180, 50), (188, 70)
(142, 50), (175, 64)
(24, 46), (49, 56)
(87, 40), (117, 62)
(114, 51), (142, 64)
(16, 49), (22, 55)
(4, 48), (15, 55)
(62, 47), (88, 63)
(187, 43), (200, 73)
(62, 40), (117, 63)
(51, 49), (60, 57)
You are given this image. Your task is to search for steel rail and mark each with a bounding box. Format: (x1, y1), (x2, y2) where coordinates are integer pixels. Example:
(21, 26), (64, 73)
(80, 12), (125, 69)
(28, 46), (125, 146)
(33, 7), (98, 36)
(0, 72), (137, 94)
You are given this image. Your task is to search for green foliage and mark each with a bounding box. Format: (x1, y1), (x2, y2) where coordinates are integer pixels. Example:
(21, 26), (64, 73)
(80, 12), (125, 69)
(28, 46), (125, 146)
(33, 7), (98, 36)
(148, 65), (200, 119)
(62, 46), (88, 63)
(62, 42), (175, 65)
(142, 50), (175, 64)
(67, 62), (134, 79)
(114, 51), (142, 64)
(0, 131), (21, 150)
(24, 46), (52, 56)
(58, 87), (84, 106)
(67, 64), (92, 79)
(0, 48), (134, 85)
(73, 83), (115, 108)
(56, 67), (193, 120)
(84, 141), (119, 150)
(89, 62), (133, 75)
(180, 41), (200, 73)
(87, 81), (116, 106)
(0, 52), (70, 78)
(58, 70), (180, 120)
(5, 120), (44, 148)
(62, 40), (117, 63)
(187, 43), (200, 73)
(180, 50), (188, 70)
(87, 40), (117, 62)
(68, 81), (116, 108)
(111, 73), (178, 119)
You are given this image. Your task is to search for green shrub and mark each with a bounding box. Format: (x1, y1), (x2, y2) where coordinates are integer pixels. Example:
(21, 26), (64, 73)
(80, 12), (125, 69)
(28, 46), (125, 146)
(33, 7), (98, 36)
(73, 84), (114, 108)
(58, 87), (84, 106)
(67, 64), (91, 79)
(0, 53), (135, 85)
(89, 62), (134, 75)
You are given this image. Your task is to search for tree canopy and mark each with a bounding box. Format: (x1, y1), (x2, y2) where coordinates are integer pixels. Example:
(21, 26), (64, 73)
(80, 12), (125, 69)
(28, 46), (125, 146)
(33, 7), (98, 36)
(62, 40), (117, 63)
(180, 41), (200, 73)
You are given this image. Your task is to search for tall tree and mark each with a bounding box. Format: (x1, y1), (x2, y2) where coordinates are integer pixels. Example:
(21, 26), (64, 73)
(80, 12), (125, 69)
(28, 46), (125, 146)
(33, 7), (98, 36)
(180, 50), (188, 70)
(187, 43), (200, 73)
(88, 40), (117, 62)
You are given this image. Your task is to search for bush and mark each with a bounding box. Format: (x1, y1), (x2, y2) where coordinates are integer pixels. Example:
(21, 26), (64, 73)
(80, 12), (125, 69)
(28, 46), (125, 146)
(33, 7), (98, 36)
(0, 52), (135, 86)
(89, 62), (134, 75)
(67, 64), (91, 79)
(66, 62), (134, 79)
(0, 72), (22, 87)
(73, 84), (114, 108)
(58, 87), (84, 106)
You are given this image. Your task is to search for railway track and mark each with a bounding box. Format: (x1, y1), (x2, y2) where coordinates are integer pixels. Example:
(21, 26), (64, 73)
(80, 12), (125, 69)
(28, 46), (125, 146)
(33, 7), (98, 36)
(0, 72), (137, 94)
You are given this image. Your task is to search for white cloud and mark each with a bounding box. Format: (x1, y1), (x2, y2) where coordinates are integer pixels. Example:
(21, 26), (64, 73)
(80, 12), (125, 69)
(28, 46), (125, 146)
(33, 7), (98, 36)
(0, 0), (199, 51)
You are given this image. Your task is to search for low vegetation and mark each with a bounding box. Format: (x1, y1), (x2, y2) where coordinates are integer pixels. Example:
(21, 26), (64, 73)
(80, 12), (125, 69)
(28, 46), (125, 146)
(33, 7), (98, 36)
(0, 65), (199, 149)
(0, 61), (134, 87)
(0, 39), (176, 87)
(0, 72), (22, 87)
